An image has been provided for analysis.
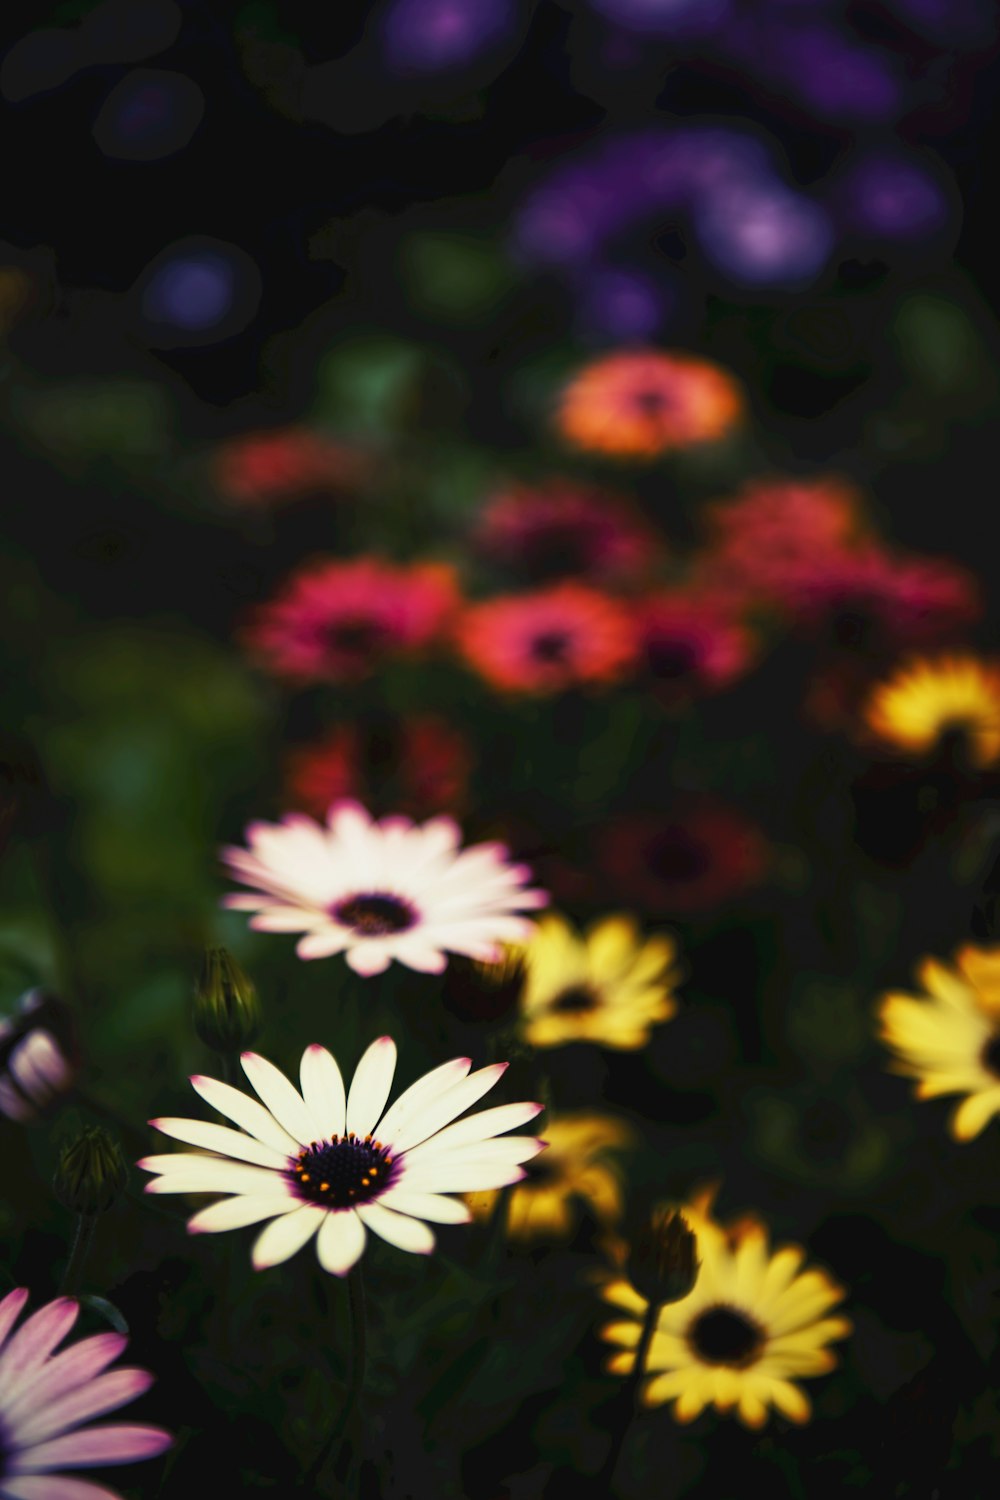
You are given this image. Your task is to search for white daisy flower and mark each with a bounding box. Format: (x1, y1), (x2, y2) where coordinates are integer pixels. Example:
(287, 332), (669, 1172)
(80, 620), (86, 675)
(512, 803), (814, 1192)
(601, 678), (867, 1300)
(220, 800), (548, 977)
(0, 1286), (171, 1498)
(140, 1037), (546, 1275)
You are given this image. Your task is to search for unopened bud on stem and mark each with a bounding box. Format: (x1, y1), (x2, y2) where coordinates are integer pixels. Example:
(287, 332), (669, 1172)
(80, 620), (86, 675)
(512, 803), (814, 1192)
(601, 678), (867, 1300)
(628, 1208), (699, 1306)
(194, 948), (261, 1053)
(54, 1125), (128, 1215)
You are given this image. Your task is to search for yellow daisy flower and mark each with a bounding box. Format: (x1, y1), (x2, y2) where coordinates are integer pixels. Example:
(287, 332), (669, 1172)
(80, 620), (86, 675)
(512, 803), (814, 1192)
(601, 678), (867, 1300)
(598, 1188), (850, 1428)
(519, 913), (680, 1050)
(466, 1112), (633, 1241)
(863, 654), (1000, 767)
(877, 944), (1000, 1141)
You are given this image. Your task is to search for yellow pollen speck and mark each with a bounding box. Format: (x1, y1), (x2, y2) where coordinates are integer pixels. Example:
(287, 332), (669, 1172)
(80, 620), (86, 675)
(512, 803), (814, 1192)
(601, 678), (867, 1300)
(300, 1173), (310, 1182)
(320, 1182), (329, 1192)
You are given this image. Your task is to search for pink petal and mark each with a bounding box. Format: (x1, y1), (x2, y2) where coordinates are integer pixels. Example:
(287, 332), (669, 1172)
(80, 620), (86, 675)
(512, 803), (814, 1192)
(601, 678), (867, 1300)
(1, 1477), (129, 1500)
(0, 1287), (29, 1350)
(2, 1334), (128, 1426)
(10, 1424), (172, 1473)
(0, 1299), (79, 1400)
(11, 1369), (154, 1447)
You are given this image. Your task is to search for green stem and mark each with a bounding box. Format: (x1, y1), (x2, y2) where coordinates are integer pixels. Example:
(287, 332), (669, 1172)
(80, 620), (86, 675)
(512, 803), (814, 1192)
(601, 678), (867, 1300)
(599, 1295), (661, 1493)
(62, 1212), (98, 1296)
(220, 1052), (242, 1088)
(302, 1264), (367, 1490)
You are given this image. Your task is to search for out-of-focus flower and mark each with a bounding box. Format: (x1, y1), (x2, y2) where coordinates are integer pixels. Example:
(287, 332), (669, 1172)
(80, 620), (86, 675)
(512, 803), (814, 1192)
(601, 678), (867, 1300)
(600, 806), (767, 916)
(863, 655), (1000, 767)
(637, 592), (756, 699)
(466, 1112), (632, 1241)
(141, 1037), (544, 1274)
(240, 556), (460, 683)
(54, 1125), (129, 1216)
(286, 716), (473, 819)
(877, 945), (1000, 1141)
(472, 479), (662, 584)
(698, 476), (866, 595)
(0, 1287), (171, 1492)
(835, 150), (952, 242)
(778, 548), (981, 650)
(212, 427), (370, 507)
(380, 0), (516, 74)
(518, 914), (680, 1051)
(0, 990), (79, 1124)
(598, 1187), (850, 1426)
(456, 583), (636, 695)
(556, 350), (743, 459)
(194, 948), (262, 1054)
(221, 800), (547, 975)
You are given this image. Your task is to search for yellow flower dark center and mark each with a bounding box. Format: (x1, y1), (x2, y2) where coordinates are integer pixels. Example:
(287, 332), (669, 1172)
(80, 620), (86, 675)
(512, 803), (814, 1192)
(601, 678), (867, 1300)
(289, 1135), (395, 1208)
(550, 985), (600, 1014)
(332, 893), (416, 936)
(688, 1304), (765, 1368)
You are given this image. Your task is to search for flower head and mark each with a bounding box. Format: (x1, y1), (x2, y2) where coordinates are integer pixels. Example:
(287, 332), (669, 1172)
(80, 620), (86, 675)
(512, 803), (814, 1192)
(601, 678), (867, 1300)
(877, 945), (1000, 1141)
(556, 349), (743, 459)
(599, 1187), (850, 1427)
(627, 1208), (700, 1306)
(698, 475), (865, 594)
(456, 583), (636, 695)
(863, 655), (1000, 767)
(213, 427), (370, 506)
(519, 913), (680, 1051)
(285, 716), (473, 820)
(0, 1287), (171, 1492)
(221, 800), (547, 975)
(141, 1038), (545, 1274)
(600, 806), (767, 916)
(194, 947), (262, 1054)
(240, 556), (460, 683)
(473, 479), (662, 583)
(466, 1112), (632, 1242)
(637, 592), (756, 700)
(0, 990), (79, 1124)
(54, 1125), (129, 1216)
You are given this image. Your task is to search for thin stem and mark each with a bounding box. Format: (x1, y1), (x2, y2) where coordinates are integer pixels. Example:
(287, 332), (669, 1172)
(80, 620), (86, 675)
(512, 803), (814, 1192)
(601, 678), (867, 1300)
(61, 1212), (98, 1296)
(599, 1295), (661, 1494)
(301, 1264), (367, 1490)
(220, 1052), (242, 1088)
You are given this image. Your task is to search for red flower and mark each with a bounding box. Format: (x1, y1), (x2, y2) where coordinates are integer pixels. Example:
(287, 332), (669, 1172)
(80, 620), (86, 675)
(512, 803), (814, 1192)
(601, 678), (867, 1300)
(473, 478), (662, 583)
(286, 716), (473, 818)
(457, 583), (637, 695)
(637, 591), (757, 700)
(241, 556), (461, 683)
(556, 349), (743, 459)
(214, 427), (370, 506)
(600, 805), (767, 915)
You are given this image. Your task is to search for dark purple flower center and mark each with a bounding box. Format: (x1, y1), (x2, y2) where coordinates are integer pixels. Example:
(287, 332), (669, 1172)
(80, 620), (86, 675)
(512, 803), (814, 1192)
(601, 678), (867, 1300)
(830, 600), (876, 648)
(531, 629), (572, 663)
(982, 1035), (1000, 1079)
(644, 828), (711, 884)
(689, 1305), (764, 1367)
(551, 985), (600, 1014)
(289, 1134), (395, 1209)
(332, 892), (417, 936)
(646, 637), (700, 681)
(323, 615), (387, 659)
(632, 387), (672, 416)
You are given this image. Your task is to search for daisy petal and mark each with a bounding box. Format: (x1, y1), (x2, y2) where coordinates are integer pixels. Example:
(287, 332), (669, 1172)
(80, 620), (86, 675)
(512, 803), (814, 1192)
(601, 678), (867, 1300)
(0, 1288), (29, 1349)
(373, 1057), (472, 1145)
(139, 1159), (285, 1197)
(187, 1196), (297, 1234)
(344, 946), (392, 977)
(251, 1206), (326, 1268)
(402, 1101), (543, 1158)
(2, 1334), (127, 1425)
(356, 1202), (435, 1255)
(9, 1424), (172, 1472)
(189, 1075), (300, 1156)
(0, 1299), (79, 1400)
(149, 1118), (288, 1168)
(241, 1053), (317, 1145)
(387, 1063), (509, 1154)
(377, 1190), (471, 1224)
(346, 1037), (397, 1138)
(315, 1210), (367, 1276)
(299, 1045), (347, 1139)
(13, 1369), (154, 1447)
(0, 1478), (131, 1500)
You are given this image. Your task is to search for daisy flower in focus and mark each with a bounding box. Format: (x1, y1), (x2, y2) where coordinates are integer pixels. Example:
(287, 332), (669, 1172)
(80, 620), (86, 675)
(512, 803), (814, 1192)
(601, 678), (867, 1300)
(222, 800), (547, 975)
(0, 1287), (171, 1492)
(473, 478), (662, 584)
(598, 1187), (850, 1427)
(518, 913), (680, 1051)
(600, 805), (767, 916)
(466, 1112), (633, 1242)
(213, 427), (370, 506)
(285, 715), (473, 819)
(863, 655), (1000, 767)
(141, 1037), (545, 1274)
(456, 583), (636, 694)
(556, 349), (743, 459)
(637, 592), (757, 700)
(240, 556), (460, 683)
(877, 945), (1000, 1140)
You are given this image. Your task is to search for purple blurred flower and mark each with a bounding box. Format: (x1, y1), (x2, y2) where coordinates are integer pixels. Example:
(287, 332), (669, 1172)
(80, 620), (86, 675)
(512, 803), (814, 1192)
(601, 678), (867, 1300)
(0, 990), (79, 1124)
(0, 1287), (171, 1493)
(694, 180), (833, 287)
(381, 0), (516, 74)
(576, 266), (671, 342)
(135, 236), (261, 347)
(586, 0), (731, 37)
(835, 152), (953, 241)
(92, 68), (204, 162)
(762, 22), (903, 123)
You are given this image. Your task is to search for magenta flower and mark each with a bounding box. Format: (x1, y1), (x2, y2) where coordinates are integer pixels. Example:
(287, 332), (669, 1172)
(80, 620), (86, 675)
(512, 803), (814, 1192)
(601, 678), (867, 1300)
(0, 1287), (171, 1497)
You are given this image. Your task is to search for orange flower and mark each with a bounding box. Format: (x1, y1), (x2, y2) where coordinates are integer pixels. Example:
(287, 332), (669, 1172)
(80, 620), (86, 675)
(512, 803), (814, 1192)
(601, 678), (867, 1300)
(457, 584), (636, 694)
(556, 349), (742, 459)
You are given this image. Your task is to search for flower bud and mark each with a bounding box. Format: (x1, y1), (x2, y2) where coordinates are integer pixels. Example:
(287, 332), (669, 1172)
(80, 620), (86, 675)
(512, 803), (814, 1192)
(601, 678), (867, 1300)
(628, 1208), (699, 1306)
(193, 948), (261, 1053)
(442, 945), (526, 1024)
(0, 990), (80, 1124)
(54, 1126), (128, 1215)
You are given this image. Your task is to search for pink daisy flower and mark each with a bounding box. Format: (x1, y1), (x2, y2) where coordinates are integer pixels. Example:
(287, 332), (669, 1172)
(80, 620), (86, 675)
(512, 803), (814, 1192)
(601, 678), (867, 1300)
(472, 478), (662, 584)
(698, 475), (865, 595)
(456, 583), (637, 695)
(0, 1287), (170, 1498)
(240, 556), (461, 683)
(221, 800), (548, 975)
(637, 591), (757, 699)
